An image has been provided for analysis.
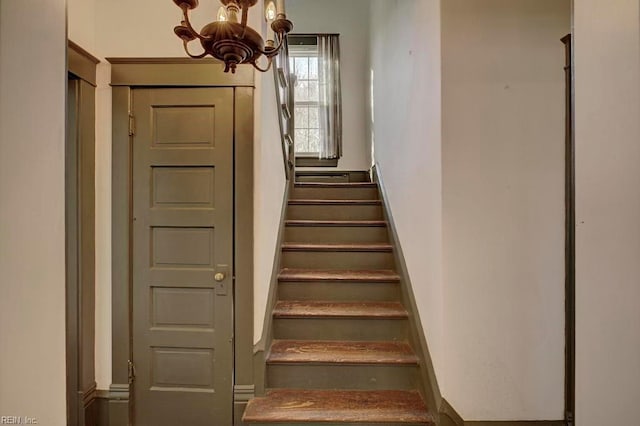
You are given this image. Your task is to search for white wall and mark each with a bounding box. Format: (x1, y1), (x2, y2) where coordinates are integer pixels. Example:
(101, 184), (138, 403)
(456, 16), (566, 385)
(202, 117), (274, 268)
(68, 0), (97, 52)
(253, 0), (288, 344)
(441, 0), (569, 420)
(369, 0), (444, 395)
(253, 66), (287, 344)
(288, 0), (371, 171)
(95, 0), (221, 57)
(0, 2), (67, 425)
(574, 1), (640, 425)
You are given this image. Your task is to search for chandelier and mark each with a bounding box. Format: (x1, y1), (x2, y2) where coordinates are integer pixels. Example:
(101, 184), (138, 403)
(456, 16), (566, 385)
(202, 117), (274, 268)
(172, 0), (293, 73)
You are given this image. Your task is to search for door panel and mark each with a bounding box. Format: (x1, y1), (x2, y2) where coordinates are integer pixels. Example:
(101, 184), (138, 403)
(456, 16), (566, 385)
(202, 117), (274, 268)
(132, 88), (234, 426)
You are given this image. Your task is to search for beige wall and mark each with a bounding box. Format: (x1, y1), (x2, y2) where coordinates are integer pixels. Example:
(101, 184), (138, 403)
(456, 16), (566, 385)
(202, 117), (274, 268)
(574, 1), (640, 425)
(369, 0), (445, 395)
(65, 2), (640, 423)
(288, 0), (371, 171)
(253, 67), (288, 343)
(0, 2), (68, 425)
(441, 0), (569, 420)
(68, 0), (97, 52)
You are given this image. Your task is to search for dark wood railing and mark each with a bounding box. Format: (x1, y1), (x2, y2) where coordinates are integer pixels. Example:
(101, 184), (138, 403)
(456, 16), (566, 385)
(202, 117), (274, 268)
(272, 37), (295, 182)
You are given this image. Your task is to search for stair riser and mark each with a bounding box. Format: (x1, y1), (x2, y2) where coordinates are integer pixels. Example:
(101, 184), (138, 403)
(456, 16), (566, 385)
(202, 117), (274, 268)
(266, 364), (419, 390)
(285, 226), (389, 244)
(281, 251), (395, 270)
(278, 282), (401, 301)
(273, 318), (408, 341)
(292, 187), (379, 200)
(288, 205), (384, 221)
(296, 171), (370, 183)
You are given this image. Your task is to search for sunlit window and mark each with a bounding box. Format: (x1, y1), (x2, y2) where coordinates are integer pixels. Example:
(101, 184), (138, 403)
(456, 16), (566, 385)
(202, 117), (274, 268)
(290, 40), (320, 156)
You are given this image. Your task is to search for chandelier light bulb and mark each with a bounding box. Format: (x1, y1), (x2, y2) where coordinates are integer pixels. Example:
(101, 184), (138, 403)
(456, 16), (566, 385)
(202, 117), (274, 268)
(265, 1), (276, 21)
(217, 6), (228, 22)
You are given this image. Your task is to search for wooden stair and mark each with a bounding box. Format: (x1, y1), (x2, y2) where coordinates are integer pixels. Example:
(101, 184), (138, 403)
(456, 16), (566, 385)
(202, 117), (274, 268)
(268, 340), (419, 365)
(244, 176), (433, 425)
(273, 301), (408, 319)
(243, 389), (432, 424)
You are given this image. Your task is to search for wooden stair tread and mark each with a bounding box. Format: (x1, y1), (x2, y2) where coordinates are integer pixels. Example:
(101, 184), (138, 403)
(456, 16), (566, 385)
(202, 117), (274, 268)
(268, 340), (418, 365)
(295, 182), (378, 188)
(278, 269), (401, 282)
(273, 301), (408, 319)
(286, 220), (388, 227)
(289, 199), (382, 205)
(282, 243), (393, 252)
(243, 389), (432, 424)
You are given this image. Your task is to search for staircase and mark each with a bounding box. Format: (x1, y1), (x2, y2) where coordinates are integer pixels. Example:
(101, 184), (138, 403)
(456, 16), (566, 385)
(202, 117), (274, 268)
(243, 174), (433, 425)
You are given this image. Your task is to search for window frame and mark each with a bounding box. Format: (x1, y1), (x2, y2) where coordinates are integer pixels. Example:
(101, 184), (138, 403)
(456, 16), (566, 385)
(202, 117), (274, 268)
(289, 41), (321, 158)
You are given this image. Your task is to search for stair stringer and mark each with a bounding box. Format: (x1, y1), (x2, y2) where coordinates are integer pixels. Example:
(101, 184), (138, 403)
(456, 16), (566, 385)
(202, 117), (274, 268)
(253, 182), (292, 397)
(373, 165), (445, 425)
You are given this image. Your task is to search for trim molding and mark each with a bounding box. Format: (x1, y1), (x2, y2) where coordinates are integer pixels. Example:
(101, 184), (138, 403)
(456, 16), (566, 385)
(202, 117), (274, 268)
(83, 383), (98, 407)
(234, 86), (257, 405)
(234, 385), (256, 403)
(107, 58), (254, 87)
(440, 398), (464, 426)
(466, 422), (565, 426)
(95, 387), (130, 426)
(108, 383), (130, 399)
(374, 164), (440, 423)
(68, 40), (100, 86)
(66, 73), (98, 426)
(295, 157), (338, 167)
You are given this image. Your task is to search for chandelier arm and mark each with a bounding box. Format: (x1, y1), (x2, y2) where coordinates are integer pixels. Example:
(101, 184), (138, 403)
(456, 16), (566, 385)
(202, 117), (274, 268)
(240, 6), (249, 37)
(180, 7), (206, 41)
(183, 40), (208, 59)
(252, 56), (274, 73)
(255, 32), (286, 57)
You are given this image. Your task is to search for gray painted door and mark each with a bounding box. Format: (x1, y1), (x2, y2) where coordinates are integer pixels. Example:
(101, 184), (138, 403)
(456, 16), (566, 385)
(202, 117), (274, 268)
(132, 88), (234, 426)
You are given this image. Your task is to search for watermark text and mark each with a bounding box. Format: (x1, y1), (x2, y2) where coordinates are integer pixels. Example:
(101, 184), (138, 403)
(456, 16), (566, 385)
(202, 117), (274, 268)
(1, 416), (38, 424)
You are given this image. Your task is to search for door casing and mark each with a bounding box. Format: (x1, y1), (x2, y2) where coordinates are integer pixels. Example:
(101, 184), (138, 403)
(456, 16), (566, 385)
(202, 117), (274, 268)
(109, 59), (255, 425)
(66, 40), (100, 426)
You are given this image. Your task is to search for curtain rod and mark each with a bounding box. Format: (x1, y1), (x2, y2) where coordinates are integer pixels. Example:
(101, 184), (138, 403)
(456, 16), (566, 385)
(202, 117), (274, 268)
(289, 33), (341, 37)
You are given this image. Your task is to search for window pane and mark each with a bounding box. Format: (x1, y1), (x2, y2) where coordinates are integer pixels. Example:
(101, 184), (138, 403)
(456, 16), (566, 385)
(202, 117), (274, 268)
(308, 81), (319, 102)
(295, 81), (309, 102)
(308, 129), (320, 154)
(309, 57), (318, 79)
(295, 129), (309, 153)
(294, 107), (309, 129)
(308, 107), (319, 129)
(294, 57), (308, 80)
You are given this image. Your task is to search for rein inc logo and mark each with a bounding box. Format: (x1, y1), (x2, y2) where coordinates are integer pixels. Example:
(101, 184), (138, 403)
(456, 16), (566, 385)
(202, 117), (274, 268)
(1, 417), (38, 424)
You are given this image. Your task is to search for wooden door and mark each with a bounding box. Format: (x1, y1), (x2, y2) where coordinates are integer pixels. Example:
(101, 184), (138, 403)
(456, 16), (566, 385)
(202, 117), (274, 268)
(131, 88), (234, 426)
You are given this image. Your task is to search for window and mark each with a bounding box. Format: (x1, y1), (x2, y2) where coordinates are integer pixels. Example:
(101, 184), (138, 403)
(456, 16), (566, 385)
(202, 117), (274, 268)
(289, 34), (342, 161)
(289, 37), (320, 156)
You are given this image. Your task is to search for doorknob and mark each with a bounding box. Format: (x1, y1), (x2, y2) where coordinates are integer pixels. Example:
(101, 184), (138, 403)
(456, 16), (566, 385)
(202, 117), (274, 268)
(214, 265), (230, 296)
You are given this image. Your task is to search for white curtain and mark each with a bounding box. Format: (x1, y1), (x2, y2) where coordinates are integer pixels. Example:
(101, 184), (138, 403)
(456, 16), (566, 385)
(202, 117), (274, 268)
(317, 34), (342, 159)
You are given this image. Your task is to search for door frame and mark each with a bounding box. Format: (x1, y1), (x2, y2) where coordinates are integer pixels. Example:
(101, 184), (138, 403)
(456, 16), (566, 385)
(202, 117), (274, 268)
(561, 34), (575, 426)
(66, 40), (100, 426)
(109, 59), (255, 425)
